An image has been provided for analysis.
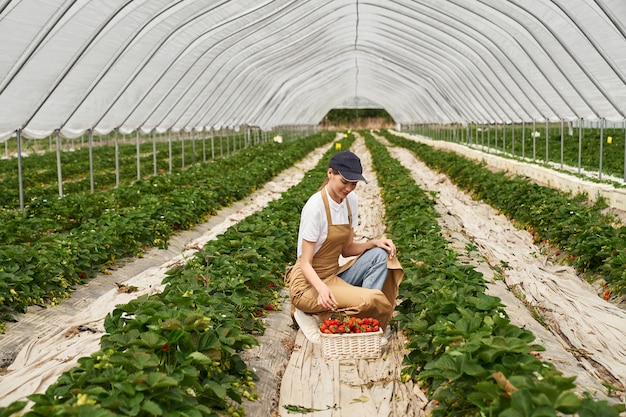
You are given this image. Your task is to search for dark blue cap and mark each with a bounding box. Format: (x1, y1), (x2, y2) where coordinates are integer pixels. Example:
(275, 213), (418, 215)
(329, 151), (368, 183)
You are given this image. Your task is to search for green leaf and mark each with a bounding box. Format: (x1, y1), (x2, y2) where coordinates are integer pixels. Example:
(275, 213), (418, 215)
(553, 391), (581, 414)
(187, 351), (213, 365)
(511, 389), (534, 416)
(204, 380), (227, 399)
(141, 399), (163, 415)
(140, 331), (164, 349)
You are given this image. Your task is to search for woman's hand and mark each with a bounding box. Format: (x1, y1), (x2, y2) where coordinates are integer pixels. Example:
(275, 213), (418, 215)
(316, 282), (338, 311)
(374, 238), (397, 258)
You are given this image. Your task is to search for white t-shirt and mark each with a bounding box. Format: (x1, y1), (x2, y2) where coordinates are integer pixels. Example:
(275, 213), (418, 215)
(297, 187), (359, 258)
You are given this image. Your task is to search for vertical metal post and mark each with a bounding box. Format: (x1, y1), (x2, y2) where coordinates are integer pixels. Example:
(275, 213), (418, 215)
(56, 130), (63, 198)
(487, 124), (491, 152)
(511, 122), (515, 157)
(136, 130), (141, 180)
(532, 119), (536, 160)
(192, 128), (196, 165)
(495, 122), (498, 151)
(16, 130), (24, 210)
(168, 130), (172, 174)
(202, 128), (206, 163)
(211, 128), (215, 160)
(623, 120), (626, 182)
(115, 129), (120, 187)
(475, 122), (478, 147)
(599, 119), (604, 180)
(546, 119), (549, 164)
(481, 123), (485, 150)
(522, 120), (525, 159)
(181, 130), (186, 169)
(560, 119), (564, 169)
(88, 130), (95, 193)
(153, 130), (157, 176)
(578, 118), (582, 175)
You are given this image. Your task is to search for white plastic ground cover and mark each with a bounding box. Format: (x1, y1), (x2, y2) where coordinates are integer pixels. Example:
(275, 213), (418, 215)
(0, 0), (625, 142)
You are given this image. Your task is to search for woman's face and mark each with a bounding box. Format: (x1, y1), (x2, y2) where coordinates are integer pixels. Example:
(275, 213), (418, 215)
(326, 168), (357, 202)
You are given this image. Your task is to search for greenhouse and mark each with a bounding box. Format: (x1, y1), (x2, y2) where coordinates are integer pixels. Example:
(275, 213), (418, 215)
(1, 1), (625, 416)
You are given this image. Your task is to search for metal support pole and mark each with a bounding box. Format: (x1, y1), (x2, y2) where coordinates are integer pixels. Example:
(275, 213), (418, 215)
(136, 130), (141, 180)
(495, 123), (498, 151)
(522, 121), (525, 158)
(17, 129), (24, 211)
(181, 130), (186, 169)
(202, 128), (206, 163)
(578, 118), (582, 175)
(546, 119), (549, 164)
(475, 122), (479, 147)
(153, 130), (157, 176)
(168, 130), (172, 174)
(532, 119), (536, 160)
(192, 128), (196, 165)
(599, 119), (604, 180)
(481, 123), (485, 150)
(115, 129), (120, 187)
(89, 129), (95, 193)
(560, 119), (564, 169)
(56, 130), (63, 198)
(511, 123), (515, 156)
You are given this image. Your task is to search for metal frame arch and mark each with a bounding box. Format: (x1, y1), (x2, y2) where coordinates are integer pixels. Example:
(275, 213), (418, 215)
(165, 0), (341, 130)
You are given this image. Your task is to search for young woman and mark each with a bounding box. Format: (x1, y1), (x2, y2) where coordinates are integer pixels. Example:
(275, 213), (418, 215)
(285, 150), (403, 344)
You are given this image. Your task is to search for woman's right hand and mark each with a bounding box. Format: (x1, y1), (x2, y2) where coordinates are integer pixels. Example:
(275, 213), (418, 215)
(316, 283), (338, 311)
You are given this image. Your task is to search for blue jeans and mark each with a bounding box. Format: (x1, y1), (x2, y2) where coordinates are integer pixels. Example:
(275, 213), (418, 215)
(338, 247), (388, 291)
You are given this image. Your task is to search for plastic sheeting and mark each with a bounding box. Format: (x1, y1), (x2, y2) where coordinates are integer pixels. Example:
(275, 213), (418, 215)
(0, 0), (625, 141)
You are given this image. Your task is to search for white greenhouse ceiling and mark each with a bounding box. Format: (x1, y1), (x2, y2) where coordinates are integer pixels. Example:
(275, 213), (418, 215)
(0, 0), (625, 141)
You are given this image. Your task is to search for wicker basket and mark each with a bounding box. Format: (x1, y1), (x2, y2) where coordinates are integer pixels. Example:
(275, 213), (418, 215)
(320, 329), (383, 359)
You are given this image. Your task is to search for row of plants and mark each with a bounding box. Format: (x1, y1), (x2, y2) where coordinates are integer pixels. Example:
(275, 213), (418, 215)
(404, 124), (626, 183)
(380, 130), (626, 297)
(0, 132), (334, 332)
(0, 139), (255, 246)
(362, 131), (623, 416)
(0, 135), (248, 209)
(0, 135), (350, 417)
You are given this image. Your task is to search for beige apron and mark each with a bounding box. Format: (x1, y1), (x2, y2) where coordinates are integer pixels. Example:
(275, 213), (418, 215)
(286, 189), (403, 329)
